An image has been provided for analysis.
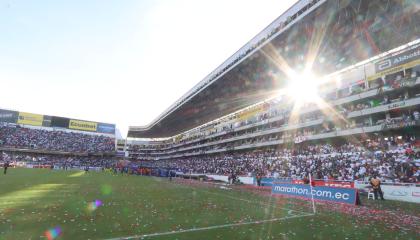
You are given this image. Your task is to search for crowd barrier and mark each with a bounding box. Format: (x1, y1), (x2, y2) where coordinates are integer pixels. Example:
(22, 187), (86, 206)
(205, 175), (255, 184)
(199, 175), (419, 203)
(177, 173), (207, 180)
(355, 181), (420, 203)
(25, 164), (103, 171)
(255, 177), (292, 186)
(272, 182), (358, 205)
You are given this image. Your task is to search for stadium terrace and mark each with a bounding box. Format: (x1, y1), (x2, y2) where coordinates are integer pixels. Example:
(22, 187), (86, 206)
(128, 0), (420, 138)
(122, 0), (420, 187)
(1, 0), (420, 239)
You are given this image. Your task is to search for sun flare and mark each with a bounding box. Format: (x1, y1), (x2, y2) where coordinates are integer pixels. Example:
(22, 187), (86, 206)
(286, 71), (321, 103)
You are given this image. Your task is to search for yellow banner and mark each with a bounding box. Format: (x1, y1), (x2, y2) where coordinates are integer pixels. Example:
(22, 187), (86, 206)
(238, 105), (267, 121)
(17, 112), (44, 126)
(69, 119), (97, 131)
(368, 59), (420, 81)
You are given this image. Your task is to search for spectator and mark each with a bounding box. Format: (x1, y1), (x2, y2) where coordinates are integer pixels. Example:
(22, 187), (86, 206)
(369, 175), (385, 200)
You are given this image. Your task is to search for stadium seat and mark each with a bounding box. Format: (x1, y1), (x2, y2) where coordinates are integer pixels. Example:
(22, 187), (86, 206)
(367, 190), (375, 200)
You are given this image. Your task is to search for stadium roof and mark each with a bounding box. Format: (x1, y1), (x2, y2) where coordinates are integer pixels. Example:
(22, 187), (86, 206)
(128, 0), (420, 138)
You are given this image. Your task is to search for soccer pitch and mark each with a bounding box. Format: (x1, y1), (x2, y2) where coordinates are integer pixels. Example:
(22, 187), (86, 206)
(0, 169), (418, 240)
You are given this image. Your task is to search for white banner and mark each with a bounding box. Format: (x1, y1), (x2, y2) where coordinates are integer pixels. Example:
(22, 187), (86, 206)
(355, 182), (420, 203)
(206, 174), (254, 185)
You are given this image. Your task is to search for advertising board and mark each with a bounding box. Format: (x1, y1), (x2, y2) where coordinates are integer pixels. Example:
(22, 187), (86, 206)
(0, 109), (18, 123)
(17, 112), (44, 126)
(272, 183), (357, 205)
(69, 119), (97, 132)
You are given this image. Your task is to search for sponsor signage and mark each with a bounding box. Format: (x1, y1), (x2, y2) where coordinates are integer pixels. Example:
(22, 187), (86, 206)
(354, 182), (420, 203)
(42, 115), (51, 127)
(116, 151), (125, 157)
(0, 109), (18, 123)
(382, 120), (418, 130)
(381, 185), (420, 203)
(69, 119), (97, 132)
(260, 178), (277, 186)
(255, 177), (292, 186)
(292, 180), (305, 184)
(50, 116), (70, 128)
(290, 180), (354, 188)
(238, 105), (268, 121)
(272, 183), (357, 205)
(2, 109), (115, 134)
(97, 123), (116, 134)
(17, 112), (44, 126)
(387, 101), (406, 110)
(389, 189), (408, 197)
(368, 46), (420, 81)
(375, 46), (420, 72)
(313, 180), (354, 188)
(294, 136), (307, 143)
(400, 79), (417, 87)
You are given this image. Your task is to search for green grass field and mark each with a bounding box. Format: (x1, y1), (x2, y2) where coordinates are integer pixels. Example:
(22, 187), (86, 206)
(0, 168), (419, 240)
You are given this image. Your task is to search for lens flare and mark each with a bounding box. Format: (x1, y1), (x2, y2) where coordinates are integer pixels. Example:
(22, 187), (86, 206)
(44, 226), (62, 240)
(286, 70), (321, 103)
(87, 199), (102, 212)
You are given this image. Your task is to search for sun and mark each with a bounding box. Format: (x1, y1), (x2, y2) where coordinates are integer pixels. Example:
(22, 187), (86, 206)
(286, 70), (321, 103)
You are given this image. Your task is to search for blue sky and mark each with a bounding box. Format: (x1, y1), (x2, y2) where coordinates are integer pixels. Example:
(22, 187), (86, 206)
(0, 0), (296, 137)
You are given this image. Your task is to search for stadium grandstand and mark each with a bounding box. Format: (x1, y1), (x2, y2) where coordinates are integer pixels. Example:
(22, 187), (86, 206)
(126, 0), (420, 185)
(0, 109), (117, 169)
(1, 0), (419, 239)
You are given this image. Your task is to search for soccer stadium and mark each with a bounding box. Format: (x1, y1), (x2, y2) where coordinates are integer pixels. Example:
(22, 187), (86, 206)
(1, 0), (420, 239)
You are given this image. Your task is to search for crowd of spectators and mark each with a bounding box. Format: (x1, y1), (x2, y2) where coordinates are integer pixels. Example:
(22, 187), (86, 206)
(1, 151), (116, 168)
(2, 135), (419, 183)
(133, 135), (420, 183)
(0, 124), (115, 153)
(131, 109), (419, 159)
(131, 69), (419, 154)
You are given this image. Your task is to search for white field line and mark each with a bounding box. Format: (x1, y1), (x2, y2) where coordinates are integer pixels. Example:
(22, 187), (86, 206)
(105, 212), (314, 240)
(170, 181), (312, 215)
